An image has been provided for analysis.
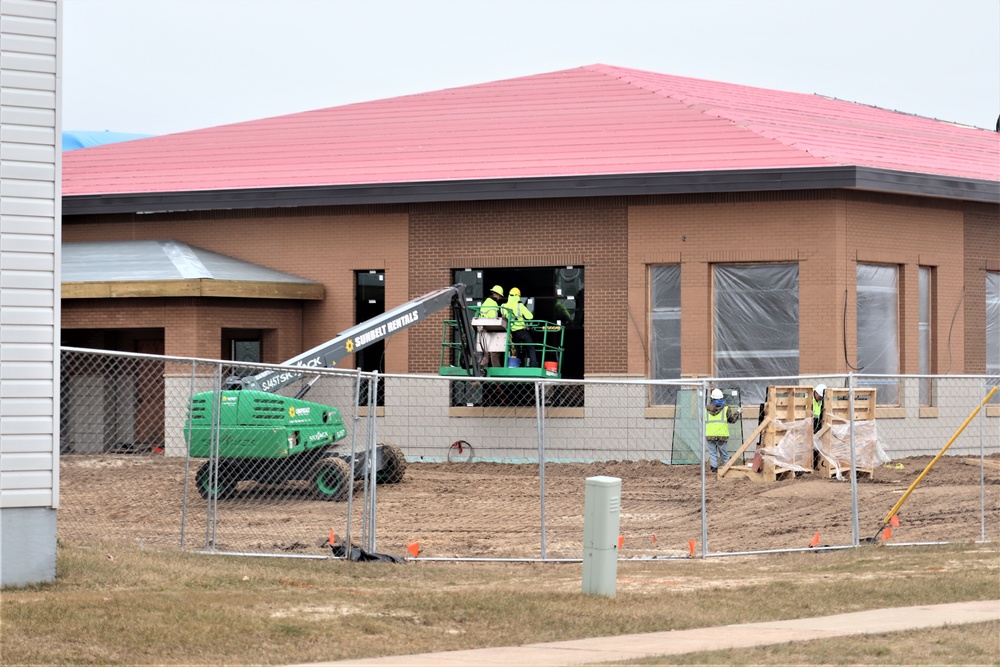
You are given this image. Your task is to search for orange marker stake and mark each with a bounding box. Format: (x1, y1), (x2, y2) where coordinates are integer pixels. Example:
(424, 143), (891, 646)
(652, 534), (657, 544)
(329, 529), (336, 545)
(882, 526), (892, 541)
(406, 542), (420, 558)
(688, 539), (696, 556)
(809, 532), (820, 548)
(890, 515), (900, 527)
(617, 535), (624, 549)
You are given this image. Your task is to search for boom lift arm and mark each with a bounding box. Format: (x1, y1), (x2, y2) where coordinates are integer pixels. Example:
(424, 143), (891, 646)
(241, 284), (481, 394)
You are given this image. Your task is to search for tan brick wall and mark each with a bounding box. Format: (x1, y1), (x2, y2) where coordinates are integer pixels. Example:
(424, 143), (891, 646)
(63, 192), (989, 378)
(61, 297), (304, 361)
(628, 191), (972, 377)
(846, 194), (966, 379)
(64, 207), (409, 370)
(964, 204), (1000, 373)
(408, 200), (628, 374)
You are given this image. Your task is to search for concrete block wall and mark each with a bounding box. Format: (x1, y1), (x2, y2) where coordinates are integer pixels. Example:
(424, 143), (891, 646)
(371, 375), (996, 464)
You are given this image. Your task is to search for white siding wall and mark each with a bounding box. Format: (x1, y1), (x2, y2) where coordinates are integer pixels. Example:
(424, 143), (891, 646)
(0, 0), (60, 514)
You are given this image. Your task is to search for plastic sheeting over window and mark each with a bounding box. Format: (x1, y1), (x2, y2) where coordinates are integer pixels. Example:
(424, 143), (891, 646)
(651, 265), (680, 405)
(919, 267), (933, 406)
(713, 264), (799, 404)
(857, 264), (900, 404)
(988, 272), (1000, 403)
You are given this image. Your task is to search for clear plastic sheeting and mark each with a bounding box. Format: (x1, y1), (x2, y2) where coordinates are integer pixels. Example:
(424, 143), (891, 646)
(713, 264), (799, 404)
(759, 418), (812, 472)
(816, 419), (891, 478)
(857, 264), (900, 404)
(670, 386), (702, 464)
(670, 386), (743, 465)
(651, 265), (681, 406)
(987, 272), (1000, 403)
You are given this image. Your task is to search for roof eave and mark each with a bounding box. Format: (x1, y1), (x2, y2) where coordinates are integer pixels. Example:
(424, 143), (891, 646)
(61, 166), (1000, 216)
(62, 279), (325, 300)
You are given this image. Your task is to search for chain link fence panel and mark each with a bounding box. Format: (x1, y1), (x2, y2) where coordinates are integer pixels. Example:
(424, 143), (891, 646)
(57, 348), (998, 560)
(59, 349), (375, 557)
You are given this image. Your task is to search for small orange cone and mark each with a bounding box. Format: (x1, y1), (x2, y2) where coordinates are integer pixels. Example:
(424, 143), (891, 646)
(890, 515), (900, 527)
(809, 531), (820, 548)
(882, 526), (892, 541)
(617, 535), (624, 549)
(406, 542), (420, 558)
(688, 539), (696, 556)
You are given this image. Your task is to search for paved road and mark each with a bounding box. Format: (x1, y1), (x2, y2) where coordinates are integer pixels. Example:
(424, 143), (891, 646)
(287, 599), (999, 667)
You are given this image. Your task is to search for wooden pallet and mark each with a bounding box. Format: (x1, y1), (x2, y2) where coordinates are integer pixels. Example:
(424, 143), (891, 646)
(815, 388), (877, 479)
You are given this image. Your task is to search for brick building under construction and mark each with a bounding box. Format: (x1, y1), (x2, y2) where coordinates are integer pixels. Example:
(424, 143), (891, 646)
(61, 64), (999, 421)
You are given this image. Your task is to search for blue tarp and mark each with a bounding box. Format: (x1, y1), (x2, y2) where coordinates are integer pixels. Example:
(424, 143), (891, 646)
(62, 131), (152, 151)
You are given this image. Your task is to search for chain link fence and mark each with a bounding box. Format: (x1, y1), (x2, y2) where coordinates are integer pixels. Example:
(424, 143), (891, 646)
(58, 347), (999, 561)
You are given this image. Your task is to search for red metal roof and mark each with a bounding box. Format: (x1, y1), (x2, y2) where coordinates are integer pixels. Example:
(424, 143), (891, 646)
(63, 64), (1000, 197)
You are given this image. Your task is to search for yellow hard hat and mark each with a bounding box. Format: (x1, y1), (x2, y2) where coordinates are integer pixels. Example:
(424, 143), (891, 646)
(509, 287), (521, 296)
(490, 285), (504, 297)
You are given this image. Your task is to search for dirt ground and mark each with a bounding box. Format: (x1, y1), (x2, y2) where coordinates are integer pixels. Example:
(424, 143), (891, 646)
(58, 454), (999, 560)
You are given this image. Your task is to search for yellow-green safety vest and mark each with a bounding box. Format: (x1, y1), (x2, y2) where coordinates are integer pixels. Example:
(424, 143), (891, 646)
(705, 407), (730, 438)
(479, 297), (500, 319)
(504, 299), (532, 331)
(813, 398), (822, 419)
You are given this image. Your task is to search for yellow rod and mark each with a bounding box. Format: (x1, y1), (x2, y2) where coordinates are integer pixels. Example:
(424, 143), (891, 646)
(881, 385), (998, 526)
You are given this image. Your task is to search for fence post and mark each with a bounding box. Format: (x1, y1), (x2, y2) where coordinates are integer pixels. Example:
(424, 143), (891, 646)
(535, 380), (547, 560)
(343, 370), (363, 555)
(179, 359), (197, 550)
(699, 381), (708, 557)
(849, 373), (860, 546)
(204, 362), (223, 551)
(364, 372), (379, 553)
(979, 377), (987, 542)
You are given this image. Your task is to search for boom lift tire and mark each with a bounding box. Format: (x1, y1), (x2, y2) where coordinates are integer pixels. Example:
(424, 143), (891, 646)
(196, 461), (238, 500)
(375, 442), (408, 485)
(313, 457), (352, 501)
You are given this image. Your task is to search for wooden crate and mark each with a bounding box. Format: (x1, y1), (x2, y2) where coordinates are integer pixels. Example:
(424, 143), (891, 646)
(720, 386), (812, 482)
(761, 385), (814, 472)
(817, 388), (876, 478)
(823, 387), (876, 423)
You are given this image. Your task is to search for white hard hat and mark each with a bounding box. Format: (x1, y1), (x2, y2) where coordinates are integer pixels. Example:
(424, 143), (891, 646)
(710, 389), (724, 400)
(814, 384), (827, 395)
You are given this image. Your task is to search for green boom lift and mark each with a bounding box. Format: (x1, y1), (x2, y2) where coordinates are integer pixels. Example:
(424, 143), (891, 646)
(185, 285), (481, 500)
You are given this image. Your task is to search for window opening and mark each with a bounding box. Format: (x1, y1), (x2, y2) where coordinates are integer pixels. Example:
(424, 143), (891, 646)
(60, 328), (165, 453)
(857, 263), (900, 405)
(650, 265), (680, 405)
(987, 271), (1000, 403)
(919, 266), (934, 406)
(222, 328), (262, 379)
(356, 270), (386, 406)
(451, 266), (584, 407)
(713, 263), (799, 404)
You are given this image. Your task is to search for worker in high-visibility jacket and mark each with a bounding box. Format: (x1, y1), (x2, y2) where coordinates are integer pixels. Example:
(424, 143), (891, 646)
(811, 383), (826, 469)
(477, 285), (505, 369)
(706, 388), (741, 473)
(811, 384), (826, 433)
(480, 285), (504, 319)
(503, 287), (537, 367)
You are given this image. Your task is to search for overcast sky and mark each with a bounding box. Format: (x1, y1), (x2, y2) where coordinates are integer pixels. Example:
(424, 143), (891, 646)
(62, 0), (1000, 136)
